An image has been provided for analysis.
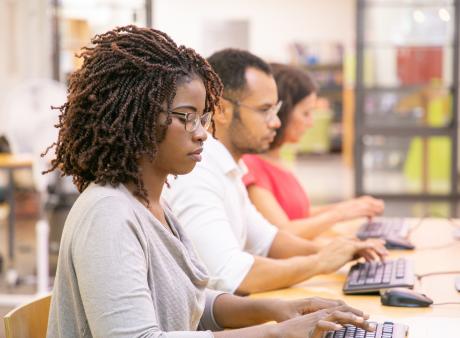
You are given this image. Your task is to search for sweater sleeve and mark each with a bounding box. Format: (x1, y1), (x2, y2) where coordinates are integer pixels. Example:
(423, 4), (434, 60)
(197, 290), (227, 331)
(70, 197), (215, 338)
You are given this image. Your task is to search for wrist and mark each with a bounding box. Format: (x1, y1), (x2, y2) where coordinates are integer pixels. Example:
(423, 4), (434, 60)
(253, 298), (285, 323)
(266, 298), (290, 322)
(330, 207), (345, 223)
(268, 323), (283, 338)
(314, 251), (331, 275)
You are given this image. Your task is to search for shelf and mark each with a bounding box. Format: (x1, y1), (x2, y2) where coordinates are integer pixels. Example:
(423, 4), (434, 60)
(305, 63), (342, 71)
(357, 84), (456, 93)
(320, 86), (343, 93)
(363, 0), (454, 8)
(360, 193), (459, 201)
(358, 126), (456, 137)
(357, 43), (456, 48)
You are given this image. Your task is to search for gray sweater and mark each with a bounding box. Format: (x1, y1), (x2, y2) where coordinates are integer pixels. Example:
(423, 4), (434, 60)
(47, 183), (223, 338)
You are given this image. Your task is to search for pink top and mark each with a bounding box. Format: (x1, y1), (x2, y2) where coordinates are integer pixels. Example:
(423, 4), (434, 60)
(242, 154), (310, 220)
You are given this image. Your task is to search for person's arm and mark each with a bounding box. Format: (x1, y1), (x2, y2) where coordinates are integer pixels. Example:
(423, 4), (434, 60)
(211, 294), (376, 338)
(236, 254), (324, 294)
(166, 174), (328, 294)
(236, 237), (388, 294)
(73, 197), (212, 338)
(211, 293), (373, 328)
(247, 186), (384, 239)
(166, 170), (387, 295)
(308, 203), (340, 216)
(267, 230), (319, 258)
(310, 196), (384, 219)
(212, 294), (348, 327)
(247, 185), (340, 239)
(245, 194), (319, 257)
(168, 174), (316, 295)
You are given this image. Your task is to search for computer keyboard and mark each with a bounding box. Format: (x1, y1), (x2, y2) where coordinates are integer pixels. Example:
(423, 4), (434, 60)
(325, 322), (408, 338)
(343, 258), (415, 294)
(357, 218), (410, 240)
(357, 218), (414, 250)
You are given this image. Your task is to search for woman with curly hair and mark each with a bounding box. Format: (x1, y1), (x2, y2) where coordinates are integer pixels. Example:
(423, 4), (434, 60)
(45, 26), (375, 338)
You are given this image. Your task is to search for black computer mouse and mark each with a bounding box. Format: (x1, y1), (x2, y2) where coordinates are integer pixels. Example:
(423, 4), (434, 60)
(384, 236), (415, 250)
(380, 287), (433, 307)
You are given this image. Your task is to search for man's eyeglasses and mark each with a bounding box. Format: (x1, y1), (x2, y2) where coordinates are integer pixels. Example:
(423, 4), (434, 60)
(170, 111), (212, 132)
(223, 97), (283, 123)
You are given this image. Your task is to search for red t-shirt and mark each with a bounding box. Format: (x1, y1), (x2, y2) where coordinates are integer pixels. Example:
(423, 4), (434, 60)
(242, 154), (310, 220)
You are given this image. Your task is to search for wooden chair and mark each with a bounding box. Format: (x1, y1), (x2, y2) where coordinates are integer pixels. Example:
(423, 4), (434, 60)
(4, 294), (51, 338)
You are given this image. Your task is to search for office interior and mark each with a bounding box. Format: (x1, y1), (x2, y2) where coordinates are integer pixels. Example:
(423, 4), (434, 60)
(0, 0), (459, 337)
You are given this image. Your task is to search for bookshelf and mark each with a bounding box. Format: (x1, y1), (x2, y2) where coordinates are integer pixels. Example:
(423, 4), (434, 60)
(354, 0), (459, 202)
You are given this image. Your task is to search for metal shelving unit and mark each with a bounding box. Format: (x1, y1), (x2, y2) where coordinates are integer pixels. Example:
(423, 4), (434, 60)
(354, 0), (460, 203)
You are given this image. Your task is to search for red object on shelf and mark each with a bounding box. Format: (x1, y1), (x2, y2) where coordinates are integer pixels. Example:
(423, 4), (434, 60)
(397, 46), (443, 85)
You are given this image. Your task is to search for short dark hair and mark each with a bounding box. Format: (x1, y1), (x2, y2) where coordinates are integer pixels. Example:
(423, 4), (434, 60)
(207, 48), (271, 98)
(269, 63), (318, 149)
(43, 25), (222, 202)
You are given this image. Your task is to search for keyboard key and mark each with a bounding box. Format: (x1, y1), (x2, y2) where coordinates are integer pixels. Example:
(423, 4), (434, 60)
(396, 270), (404, 278)
(327, 322), (403, 338)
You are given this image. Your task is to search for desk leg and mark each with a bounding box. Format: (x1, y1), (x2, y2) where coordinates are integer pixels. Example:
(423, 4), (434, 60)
(7, 168), (15, 263)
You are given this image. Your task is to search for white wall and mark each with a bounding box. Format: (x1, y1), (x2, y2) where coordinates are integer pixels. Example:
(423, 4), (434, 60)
(0, 0), (52, 129)
(153, 0), (356, 61)
(0, 0), (52, 83)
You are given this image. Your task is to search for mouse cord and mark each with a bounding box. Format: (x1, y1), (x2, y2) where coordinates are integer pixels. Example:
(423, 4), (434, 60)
(416, 270), (460, 281)
(447, 217), (460, 229)
(415, 272), (460, 306)
(407, 216), (427, 239)
(406, 216), (460, 250)
(415, 241), (460, 251)
(425, 210), (460, 228)
(409, 215), (460, 250)
(409, 214), (460, 239)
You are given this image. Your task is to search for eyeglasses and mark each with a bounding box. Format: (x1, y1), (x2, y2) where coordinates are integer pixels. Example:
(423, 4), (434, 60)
(223, 97), (283, 123)
(170, 111), (212, 132)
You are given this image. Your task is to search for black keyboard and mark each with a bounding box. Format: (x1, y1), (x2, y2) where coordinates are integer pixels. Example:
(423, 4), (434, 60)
(343, 258), (415, 294)
(357, 218), (414, 250)
(357, 218), (410, 240)
(325, 322), (408, 338)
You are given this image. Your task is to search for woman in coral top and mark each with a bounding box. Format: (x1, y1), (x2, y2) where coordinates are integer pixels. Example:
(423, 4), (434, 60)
(242, 63), (384, 239)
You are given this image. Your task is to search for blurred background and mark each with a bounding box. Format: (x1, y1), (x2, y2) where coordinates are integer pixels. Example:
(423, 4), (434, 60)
(0, 0), (458, 333)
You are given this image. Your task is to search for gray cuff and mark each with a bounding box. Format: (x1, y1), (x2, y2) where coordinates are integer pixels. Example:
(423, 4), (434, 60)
(198, 289), (228, 331)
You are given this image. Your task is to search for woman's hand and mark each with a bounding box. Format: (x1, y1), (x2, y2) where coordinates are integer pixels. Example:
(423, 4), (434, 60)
(334, 196), (385, 222)
(270, 297), (347, 322)
(317, 237), (388, 274)
(354, 238), (388, 262)
(274, 305), (376, 338)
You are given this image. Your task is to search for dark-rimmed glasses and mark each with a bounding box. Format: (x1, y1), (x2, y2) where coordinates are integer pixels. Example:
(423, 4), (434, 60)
(170, 111), (212, 132)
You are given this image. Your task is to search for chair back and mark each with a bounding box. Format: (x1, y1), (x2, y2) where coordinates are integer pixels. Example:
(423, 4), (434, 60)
(4, 294), (51, 338)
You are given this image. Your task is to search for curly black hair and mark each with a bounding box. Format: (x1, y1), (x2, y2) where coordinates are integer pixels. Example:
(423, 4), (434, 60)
(207, 48), (271, 99)
(269, 63), (318, 149)
(43, 25), (222, 202)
